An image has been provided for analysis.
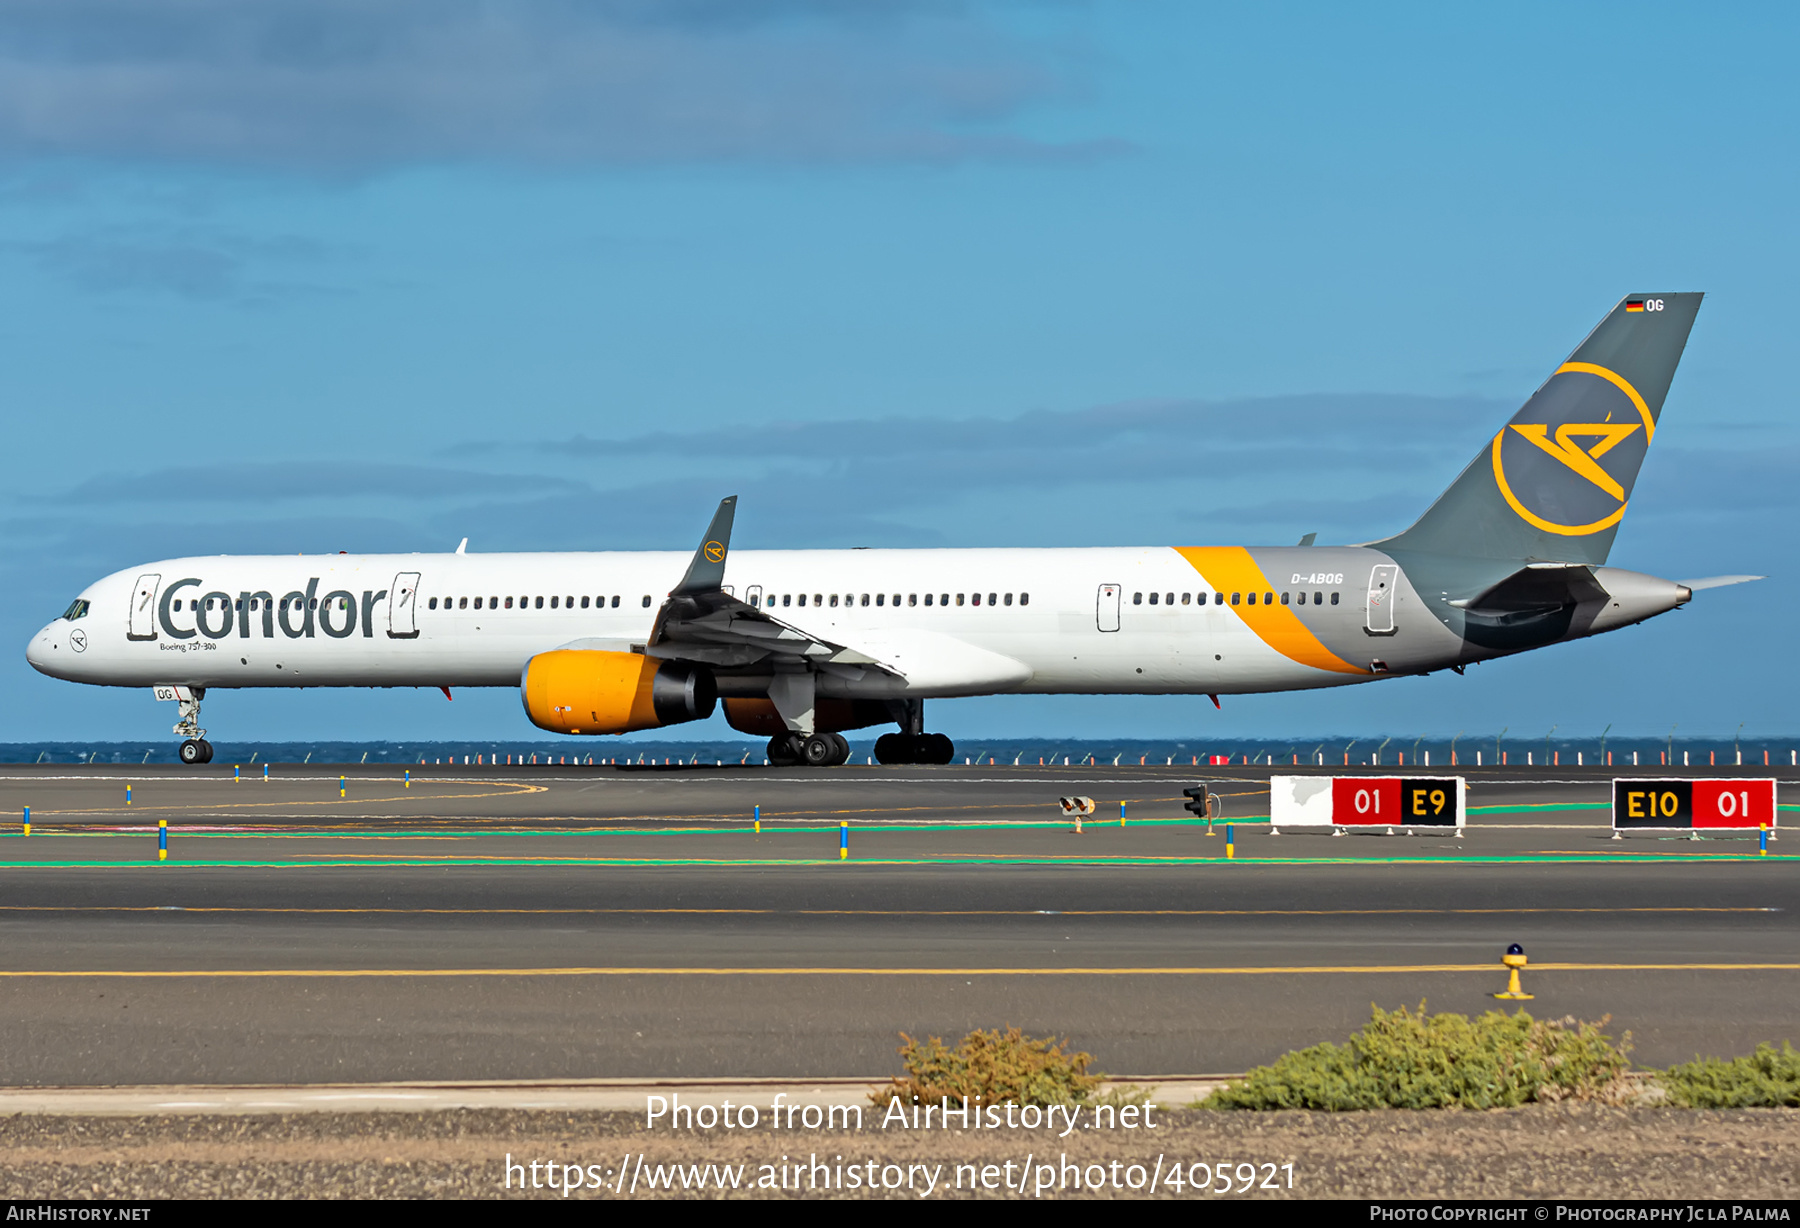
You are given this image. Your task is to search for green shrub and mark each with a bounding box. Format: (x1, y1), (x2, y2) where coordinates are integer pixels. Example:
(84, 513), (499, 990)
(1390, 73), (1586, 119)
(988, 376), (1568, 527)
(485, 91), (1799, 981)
(1202, 1003), (1633, 1110)
(873, 1026), (1106, 1107)
(1659, 1042), (1800, 1108)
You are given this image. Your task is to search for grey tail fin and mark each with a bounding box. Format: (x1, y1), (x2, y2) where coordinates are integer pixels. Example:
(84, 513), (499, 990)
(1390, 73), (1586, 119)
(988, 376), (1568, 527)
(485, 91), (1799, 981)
(671, 496), (737, 596)
(1376, 293), (1702, 565)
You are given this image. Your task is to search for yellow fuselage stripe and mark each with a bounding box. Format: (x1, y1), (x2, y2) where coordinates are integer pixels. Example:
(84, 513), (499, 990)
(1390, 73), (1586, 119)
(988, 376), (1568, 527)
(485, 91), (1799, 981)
(1174, 546), (1365, 674)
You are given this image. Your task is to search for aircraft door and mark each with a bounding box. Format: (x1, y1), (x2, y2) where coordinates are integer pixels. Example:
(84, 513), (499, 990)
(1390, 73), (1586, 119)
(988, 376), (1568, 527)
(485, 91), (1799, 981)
(388, 572), (421, 639)
(1365, 564), (1399, 635)
(127, 574), (161, 641)
(746, 585), (763, 609)
(1097, 583), (1121, 632)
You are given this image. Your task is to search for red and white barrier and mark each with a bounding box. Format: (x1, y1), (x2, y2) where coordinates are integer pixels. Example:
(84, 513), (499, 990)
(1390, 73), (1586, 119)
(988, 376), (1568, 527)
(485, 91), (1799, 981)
(1270, 775), (1466, 834)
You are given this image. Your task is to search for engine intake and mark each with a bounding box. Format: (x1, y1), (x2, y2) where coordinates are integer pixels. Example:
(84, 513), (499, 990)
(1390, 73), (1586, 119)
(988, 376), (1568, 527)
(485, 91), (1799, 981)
(521, 650), (716, 735)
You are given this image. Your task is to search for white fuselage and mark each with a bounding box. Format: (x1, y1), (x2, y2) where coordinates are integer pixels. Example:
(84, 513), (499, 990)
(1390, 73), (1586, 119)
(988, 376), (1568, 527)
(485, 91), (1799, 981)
(27, 545), (1433, 700)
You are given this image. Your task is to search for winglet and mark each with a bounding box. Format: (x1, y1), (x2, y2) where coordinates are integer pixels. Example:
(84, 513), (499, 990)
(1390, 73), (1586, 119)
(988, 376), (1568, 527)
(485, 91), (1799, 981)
(672, 496), (738, 596)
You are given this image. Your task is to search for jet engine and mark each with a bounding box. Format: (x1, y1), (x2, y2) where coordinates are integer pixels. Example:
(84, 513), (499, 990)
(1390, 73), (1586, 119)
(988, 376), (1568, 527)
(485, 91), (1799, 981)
(521, 650), (716, 735)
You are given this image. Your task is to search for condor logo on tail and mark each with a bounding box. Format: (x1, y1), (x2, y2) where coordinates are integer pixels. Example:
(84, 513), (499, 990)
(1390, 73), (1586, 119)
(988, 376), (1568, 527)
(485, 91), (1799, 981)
(1490, 361), (1656, 537)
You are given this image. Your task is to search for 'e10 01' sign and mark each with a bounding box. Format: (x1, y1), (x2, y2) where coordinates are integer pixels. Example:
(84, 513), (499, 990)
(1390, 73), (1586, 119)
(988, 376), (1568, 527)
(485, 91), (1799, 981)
(1612, 779), (1777, 830)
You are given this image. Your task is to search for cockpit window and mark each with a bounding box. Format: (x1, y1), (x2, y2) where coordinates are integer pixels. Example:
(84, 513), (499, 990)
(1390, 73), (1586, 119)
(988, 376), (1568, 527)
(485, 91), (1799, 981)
(61, 599), (89, 621)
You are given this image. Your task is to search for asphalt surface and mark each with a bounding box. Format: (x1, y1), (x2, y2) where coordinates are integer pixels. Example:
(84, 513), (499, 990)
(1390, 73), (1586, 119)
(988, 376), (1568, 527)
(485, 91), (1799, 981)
(0, 762), (1791, 1084)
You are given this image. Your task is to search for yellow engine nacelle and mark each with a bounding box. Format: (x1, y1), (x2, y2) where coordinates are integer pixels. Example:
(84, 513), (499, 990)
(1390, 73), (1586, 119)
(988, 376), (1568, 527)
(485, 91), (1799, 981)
(521, 650), (716, 735)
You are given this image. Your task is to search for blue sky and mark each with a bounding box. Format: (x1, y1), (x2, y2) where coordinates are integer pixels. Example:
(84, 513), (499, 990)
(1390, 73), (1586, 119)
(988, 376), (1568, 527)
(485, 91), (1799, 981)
(2, 1), (1795, 745)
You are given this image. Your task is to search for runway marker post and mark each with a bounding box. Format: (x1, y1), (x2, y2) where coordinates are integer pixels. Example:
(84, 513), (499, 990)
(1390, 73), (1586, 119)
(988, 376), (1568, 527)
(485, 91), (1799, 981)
(234, 764), (240, 783)
(21, 807), (28, 838)
(1225, 823), (1235, 859)
(339, 776), (346, 799)
(754, 804), (761, 834)
(839, 822), (848, 860)
(1120, 801), (1127, 828)
(1761, 825), (1769, 856)
(404, 769), (411, 789)
(126, 785), (131, 807)
(157, 820), (167, 862)
(1492, 943), (1533, 1000)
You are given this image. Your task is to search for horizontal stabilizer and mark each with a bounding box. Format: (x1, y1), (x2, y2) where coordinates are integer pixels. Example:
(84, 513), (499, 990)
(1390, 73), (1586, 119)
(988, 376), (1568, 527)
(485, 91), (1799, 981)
(1449, 563), (1605, 613)
(1678, 574), (1765, 591)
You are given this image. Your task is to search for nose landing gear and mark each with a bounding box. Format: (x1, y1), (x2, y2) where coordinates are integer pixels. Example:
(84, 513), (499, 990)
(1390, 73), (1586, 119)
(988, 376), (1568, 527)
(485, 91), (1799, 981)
(172, 687), (214, 765)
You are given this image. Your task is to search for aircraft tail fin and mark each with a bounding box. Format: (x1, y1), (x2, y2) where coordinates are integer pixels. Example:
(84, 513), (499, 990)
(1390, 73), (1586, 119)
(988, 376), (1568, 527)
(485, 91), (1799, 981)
(1377, 293), (1702, 565)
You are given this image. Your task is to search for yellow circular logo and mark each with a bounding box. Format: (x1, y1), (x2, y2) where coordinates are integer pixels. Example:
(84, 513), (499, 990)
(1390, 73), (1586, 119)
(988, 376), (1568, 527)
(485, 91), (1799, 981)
(703, 541), (726, 562)
(1490, 362), (1655, 536)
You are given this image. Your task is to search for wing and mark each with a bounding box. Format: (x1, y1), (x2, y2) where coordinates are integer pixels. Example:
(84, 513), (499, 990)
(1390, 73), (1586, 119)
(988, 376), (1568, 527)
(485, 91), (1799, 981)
(644, 498), (895, 677)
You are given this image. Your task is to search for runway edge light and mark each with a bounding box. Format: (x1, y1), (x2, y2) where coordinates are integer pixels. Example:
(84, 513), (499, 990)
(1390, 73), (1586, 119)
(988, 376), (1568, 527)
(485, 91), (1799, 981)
(1493, 943), (1533, 1000)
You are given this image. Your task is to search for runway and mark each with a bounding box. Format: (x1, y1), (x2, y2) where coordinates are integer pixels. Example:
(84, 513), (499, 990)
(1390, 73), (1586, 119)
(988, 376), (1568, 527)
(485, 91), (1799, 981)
(0, 762), (1790, 1085)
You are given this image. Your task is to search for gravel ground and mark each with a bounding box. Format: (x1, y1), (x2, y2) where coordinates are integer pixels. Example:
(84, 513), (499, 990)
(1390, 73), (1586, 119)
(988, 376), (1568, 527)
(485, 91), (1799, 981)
(0, 1107), (1794, 1199)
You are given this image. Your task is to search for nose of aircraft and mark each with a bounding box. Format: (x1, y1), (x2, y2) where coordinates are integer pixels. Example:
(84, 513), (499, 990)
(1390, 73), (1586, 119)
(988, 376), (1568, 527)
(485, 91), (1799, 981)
(26, 621), (70, 678)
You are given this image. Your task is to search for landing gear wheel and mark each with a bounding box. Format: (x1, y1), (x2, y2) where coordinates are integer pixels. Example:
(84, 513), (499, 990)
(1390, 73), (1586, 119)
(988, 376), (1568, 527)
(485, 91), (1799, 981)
(766, 733), (804, 767)
(873, 733), (913, 765)
(826, 732), (851, 766)
(922, 733), (954, 765)
(801, 734), (839, 767)
(198, 739), (214, 764)
(179, 738), (207, 765)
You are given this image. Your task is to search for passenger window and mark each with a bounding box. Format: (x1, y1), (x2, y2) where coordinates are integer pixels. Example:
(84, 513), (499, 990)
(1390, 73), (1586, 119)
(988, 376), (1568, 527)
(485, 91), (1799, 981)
(798, 594), (807, 607)
(895, 594), (903, 606)
(473, 597), (483, 610)
(1313, 591), (1322, 604)
(533, 596), (542, 609)
(1246, 592), (1256, 605)
(581, 596), (590, 609)
(1231, 593), (1240, 605)
(972, 593), (981, 606)
(1003, 593), (1012, 606)
(1133, 592), (1143, 605)
(1148, 592), (1158, 605)
(941, 594), (949, 606)
(830, 594), (839, 607)
(429, 598), (438, 610)
(909, 594), (918, 606)
(815, 594), (823, 606)
(1295, 592), (1305, 605)
(987, 593), (996, 606)
(1165, 593), (1174, 605)
(1281, 592), (1290, 605)
(782, 594), (791, 607)
(956, 594), (964, 606)
(566, 596), (574, 608)
(1020, 592), (1029, 606)
(642, 595), (652, 607)
(613, 596), (622, 608)
(861, 594), (870, 607)
(1213, 592), (1224, 604)
(505, 596), (513, 609)
(1331, 592), (1340, 605)
(924, 593), (933, 606)
(1181, 593), (1191, 605)
(1264, 592), (1273, 605)
(875, 594), (884, 606)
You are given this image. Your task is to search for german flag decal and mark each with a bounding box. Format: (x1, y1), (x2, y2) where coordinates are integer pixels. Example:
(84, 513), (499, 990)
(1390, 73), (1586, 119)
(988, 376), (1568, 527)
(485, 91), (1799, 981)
(1624, 300), (1645, 313)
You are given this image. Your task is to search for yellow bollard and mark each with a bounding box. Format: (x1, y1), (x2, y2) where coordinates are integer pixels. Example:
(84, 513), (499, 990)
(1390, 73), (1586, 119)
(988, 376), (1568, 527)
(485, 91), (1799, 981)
(1225, 822), (1234, 859)
(157, 819), (168, 862)
(126, 785), (132, 807)
(1492, 943), (1533, 1000)
(339, 776), (346, 799)
(22, 806), (29, 838)
(754, 804), (761, 834)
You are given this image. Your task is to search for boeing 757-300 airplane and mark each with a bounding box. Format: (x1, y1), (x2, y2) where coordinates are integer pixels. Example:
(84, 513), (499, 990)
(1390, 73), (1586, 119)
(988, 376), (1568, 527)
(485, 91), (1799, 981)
(28, 294), (1757, 766)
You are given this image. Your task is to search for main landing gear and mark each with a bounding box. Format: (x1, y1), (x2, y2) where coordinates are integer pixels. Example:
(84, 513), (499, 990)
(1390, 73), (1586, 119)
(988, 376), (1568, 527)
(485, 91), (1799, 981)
(872, 732), (954, 765)
(173, 686), (214, 765)
(767, 732), (851, 767)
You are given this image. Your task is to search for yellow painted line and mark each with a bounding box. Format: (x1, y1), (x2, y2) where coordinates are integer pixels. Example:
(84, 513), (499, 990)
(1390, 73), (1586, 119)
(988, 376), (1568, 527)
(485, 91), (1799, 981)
(0, 963), (1792, 979)
(30, 781), (549, 817)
